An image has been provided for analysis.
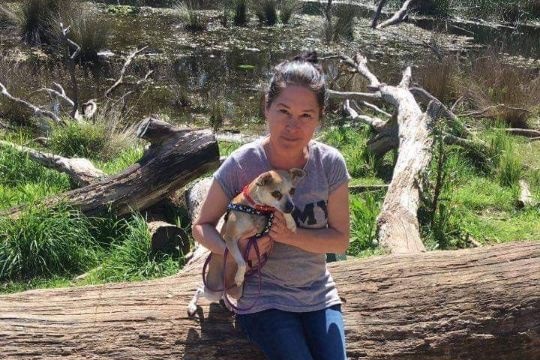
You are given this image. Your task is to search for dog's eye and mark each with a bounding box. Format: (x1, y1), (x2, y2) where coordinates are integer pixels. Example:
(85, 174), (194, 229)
(289, 188), (295, 196)
(271, 190), (282, 200)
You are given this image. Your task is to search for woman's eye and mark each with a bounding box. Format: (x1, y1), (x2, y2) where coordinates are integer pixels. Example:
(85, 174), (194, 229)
(279, 109), (289, 114)
(271, 191), (282, 200)
(289, 188), (295, 195)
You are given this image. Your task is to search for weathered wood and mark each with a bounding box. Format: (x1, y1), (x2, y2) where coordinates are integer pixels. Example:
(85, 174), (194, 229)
(2, 117), (220, 218)
(148, 221), (190, 255)
(0, 140), (105, 187)
(0, 242), (538, 359)
(376, 0), (414, 29)
(517, 180), (535, 209)
(340, 53), (438, 254)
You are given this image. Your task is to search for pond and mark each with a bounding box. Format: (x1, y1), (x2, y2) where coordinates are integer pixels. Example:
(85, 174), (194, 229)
(1, 0), (538, 130)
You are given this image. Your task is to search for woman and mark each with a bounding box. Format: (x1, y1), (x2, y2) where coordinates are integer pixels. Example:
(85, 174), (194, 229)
(192, 51), (350, 360)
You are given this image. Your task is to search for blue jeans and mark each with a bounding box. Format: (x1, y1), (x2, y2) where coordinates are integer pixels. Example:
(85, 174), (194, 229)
(236, 305), (346, 360)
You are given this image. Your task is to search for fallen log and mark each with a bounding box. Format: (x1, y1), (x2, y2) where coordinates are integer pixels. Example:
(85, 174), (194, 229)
(340, 53), (441, 254)
(0, 241), (538, 359)
(2, 117), (220, 218)
(0, 140), (105, 187)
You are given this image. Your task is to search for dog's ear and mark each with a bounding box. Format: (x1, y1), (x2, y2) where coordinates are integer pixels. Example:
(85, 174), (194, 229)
(256, 172), (274, 187)
(289, 168), (306, 186)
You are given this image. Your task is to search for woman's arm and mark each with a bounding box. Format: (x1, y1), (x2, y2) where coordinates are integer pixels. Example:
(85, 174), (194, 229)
(191, 180), (230, 255)
(269, 182), (350, 254)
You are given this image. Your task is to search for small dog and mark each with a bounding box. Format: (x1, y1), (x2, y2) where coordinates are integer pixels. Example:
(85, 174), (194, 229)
(187, 168), (306, 316)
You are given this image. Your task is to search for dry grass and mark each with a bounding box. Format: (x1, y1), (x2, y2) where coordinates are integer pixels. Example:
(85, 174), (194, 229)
(417, 50), (540, 128)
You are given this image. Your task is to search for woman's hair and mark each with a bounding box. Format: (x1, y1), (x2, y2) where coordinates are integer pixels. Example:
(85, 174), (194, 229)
(265, 51), (326, 115)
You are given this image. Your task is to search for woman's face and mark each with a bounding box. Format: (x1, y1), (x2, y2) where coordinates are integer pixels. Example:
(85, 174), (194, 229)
(265, 85), (321, 154)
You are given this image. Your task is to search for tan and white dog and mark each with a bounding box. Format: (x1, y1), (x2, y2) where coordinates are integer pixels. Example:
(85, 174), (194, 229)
(187, 168), (306, 316)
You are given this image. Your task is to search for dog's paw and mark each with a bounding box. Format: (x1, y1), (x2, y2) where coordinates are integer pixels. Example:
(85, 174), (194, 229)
(284, 214), (297, 232)
(187, 303), (197, 317)
(234, 269), (245, 288)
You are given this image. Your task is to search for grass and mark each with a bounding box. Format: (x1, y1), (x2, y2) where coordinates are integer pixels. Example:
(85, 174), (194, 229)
(78, 214), (184, 284)
(0, 203), (101, 281)
(175, 1), (208, 31)
(417, 49), (540, 128)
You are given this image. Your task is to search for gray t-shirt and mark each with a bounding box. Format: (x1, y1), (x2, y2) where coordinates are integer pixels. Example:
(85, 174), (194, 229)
(214, 137), (350, 314)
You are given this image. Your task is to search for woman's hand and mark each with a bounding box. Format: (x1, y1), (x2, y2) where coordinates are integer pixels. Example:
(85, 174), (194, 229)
(268, 211), (296, 244)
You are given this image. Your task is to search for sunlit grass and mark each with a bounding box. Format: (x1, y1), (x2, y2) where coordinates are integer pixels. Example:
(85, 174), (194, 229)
(0, 204), (102, 281)
(78, 213), (184, 284)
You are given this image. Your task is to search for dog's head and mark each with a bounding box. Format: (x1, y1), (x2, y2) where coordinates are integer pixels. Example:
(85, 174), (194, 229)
(251, 168), (306, 213)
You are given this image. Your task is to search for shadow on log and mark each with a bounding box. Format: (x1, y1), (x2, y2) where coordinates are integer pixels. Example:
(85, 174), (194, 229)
(0, 242), (538, 359)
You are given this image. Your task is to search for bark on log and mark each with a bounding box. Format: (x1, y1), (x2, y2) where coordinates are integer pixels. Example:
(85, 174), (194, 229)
(0, 241), (538, 359)
(2, 117), (220, 218)
(517, 180), (535, 209)
(148, 221), (190, 255)
(339, 54), (441, 254)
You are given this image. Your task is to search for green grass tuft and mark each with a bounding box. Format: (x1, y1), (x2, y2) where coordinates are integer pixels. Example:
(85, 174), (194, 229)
(0, 204), (101, 281)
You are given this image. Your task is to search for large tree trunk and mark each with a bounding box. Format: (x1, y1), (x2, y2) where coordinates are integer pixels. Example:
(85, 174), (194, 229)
(0, 241), (538, 359)
(2, 117), (220, 218)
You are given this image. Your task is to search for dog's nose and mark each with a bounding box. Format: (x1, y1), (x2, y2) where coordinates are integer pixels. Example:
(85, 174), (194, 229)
(284, 201), (294, 213)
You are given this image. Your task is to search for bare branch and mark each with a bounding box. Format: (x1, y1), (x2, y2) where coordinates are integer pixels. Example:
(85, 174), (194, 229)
(105, 46), (148, 98)
(60, 23), (81, 119)
(399, 66), (412, 89)
(460, 104), (532, 118)
(376, 0), (414, 29)
(359, 100), (392, 118)
(351, 53), (381, 88)
(37, 85), (75, 108)
(343, 99), (388, 130)
(328, 89), (382, 102)
(409, 86), (474, 138)
(0, 140), (105, 186)
(0, 82), (63, 123)
(505, 128), (540, 138)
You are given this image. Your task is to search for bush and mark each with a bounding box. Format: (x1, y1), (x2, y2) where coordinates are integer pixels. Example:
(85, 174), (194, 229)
(89, 214), (183, 282)
(233, 0), (248, 26)
(49, 121), (109, 160)
(67, 12), (111, 63)
(254, 0), (278, 26)
(175, 1), (208, 31)
(279, 0), (299, 24)
(19, 0), (77, 46)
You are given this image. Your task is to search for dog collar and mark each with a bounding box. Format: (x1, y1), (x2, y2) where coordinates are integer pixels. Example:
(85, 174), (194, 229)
(242, 185), (275, 212)
(226, 203), (274, 238)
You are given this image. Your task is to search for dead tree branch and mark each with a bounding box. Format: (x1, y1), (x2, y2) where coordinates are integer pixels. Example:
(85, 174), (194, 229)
(0, 140), (105, 187)
(0, 82), (64, 124)
(105, 46), (148, 98)
(376, 0), (414, 29)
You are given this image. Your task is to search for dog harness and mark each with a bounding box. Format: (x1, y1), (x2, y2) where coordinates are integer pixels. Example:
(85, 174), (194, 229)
(202, 185), (275, 313)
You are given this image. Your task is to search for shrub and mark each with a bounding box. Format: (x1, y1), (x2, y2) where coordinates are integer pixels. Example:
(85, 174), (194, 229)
(347, 193), (381, 256)
(279, 0), (299, 24)
(233, 0), (248, 26)
(66, 12), (111, 64)
(19, 0), (77, 46)
(175, 1), (208, 31)
(254, 0), (278, 26)
(89, 214), (183, 282)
